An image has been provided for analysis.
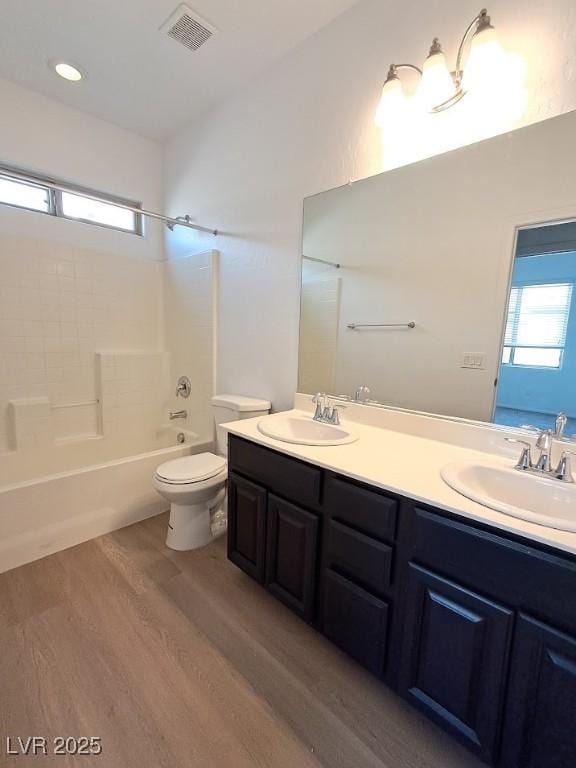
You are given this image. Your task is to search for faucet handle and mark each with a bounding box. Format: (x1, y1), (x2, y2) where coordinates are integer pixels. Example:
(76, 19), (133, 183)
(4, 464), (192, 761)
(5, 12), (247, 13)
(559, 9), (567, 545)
(312, 392), (325, 420)
(175, 375), (191, 398)
(355, 385), (371, 403)
(320, 397), (340, 422)
(555, 412), (568, 437)
(321, 399), (333, 418)
(505, 437), (533, 470)
(556, 449), (576, 482)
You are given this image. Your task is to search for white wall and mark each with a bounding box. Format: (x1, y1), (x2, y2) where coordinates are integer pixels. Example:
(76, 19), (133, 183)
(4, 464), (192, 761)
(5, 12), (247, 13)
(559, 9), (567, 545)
(163, 0), (576, 410)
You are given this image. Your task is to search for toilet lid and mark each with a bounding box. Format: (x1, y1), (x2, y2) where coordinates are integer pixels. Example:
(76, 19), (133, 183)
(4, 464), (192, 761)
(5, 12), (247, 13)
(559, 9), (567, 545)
(155, 453), (226, 484)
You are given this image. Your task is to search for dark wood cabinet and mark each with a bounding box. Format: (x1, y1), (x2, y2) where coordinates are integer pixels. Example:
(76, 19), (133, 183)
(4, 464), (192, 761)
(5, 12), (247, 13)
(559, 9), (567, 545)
(398, 565), (513, 763)
(325, 474), (398, 542)
(326, 519), (394, 597)
(227, 435), (576, 767)
(229, 435), (322, 510)
(501, 614), (576, 768)
(322, 568), (389, 675)
(265, 494), (319, 621)
(227, 472), (267, 583)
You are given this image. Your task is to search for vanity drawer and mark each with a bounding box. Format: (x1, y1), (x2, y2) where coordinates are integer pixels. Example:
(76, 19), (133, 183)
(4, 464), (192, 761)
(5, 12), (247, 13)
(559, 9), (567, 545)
(326, 520), (393, 596)
(411, 506), (576, 631)
(325, 474), (398, 542)
(322, 569), (389, 676)
(228, 436), (322, 510)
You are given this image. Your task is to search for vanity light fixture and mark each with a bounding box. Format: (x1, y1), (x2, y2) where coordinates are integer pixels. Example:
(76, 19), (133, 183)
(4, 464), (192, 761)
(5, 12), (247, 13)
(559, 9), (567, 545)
(375, 8), (504, 125)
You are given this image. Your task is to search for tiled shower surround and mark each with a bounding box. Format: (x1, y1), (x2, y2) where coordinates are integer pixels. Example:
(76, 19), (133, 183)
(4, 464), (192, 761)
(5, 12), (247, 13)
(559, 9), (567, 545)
(0, 232), (217, 485)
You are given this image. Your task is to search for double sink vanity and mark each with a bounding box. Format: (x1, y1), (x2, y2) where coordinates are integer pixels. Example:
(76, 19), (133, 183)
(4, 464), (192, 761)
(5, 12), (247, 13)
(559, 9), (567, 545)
(223, 109), (576, 767)
(224, 396), (576, 768)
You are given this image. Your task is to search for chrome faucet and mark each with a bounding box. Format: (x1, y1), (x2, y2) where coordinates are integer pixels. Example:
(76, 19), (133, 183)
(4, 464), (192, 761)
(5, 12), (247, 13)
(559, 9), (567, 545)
(555, 412), (568, 438)
(535, 429), (553, 473)
(311, 393), (340, 425)
(169, 409), (187, 420)
(522, 412), (569, 439)
(355, 385), (371, 403)
(505, 430), (576, 483)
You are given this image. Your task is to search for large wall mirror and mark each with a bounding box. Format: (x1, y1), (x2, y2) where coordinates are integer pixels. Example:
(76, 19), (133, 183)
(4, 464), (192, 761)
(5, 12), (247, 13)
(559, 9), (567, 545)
(299, 110), (576, 433)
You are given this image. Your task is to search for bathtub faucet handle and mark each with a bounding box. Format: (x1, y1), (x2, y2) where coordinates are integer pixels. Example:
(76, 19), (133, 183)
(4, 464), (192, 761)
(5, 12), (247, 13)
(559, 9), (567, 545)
(176, 376), (191, 398)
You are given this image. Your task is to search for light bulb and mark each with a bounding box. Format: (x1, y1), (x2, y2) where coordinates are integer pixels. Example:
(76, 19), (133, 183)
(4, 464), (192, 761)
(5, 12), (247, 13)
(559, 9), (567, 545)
(50, 61), (84, 82)
(462, 23), (505, 93)
(418, 41), (456, 111)
(375, 74), (406, 127)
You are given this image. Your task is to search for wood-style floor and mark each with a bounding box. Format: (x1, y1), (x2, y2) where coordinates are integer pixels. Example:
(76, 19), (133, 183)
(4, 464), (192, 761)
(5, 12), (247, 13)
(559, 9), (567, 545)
(0, 513), (483, 768)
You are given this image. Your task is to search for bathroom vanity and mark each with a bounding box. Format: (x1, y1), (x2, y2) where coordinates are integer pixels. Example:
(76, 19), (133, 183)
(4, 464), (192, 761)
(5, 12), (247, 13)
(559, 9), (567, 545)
(225, 423), (576, 768)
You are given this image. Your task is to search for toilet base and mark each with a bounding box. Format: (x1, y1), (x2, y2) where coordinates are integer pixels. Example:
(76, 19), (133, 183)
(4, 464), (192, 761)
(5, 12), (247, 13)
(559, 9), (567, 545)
(166, 502), (214, 551)
(210, 494), (228, 540)
(165, 488), (227, 551)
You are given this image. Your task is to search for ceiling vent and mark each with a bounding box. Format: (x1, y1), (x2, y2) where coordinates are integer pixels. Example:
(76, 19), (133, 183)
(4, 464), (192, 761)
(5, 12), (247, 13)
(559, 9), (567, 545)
(160, 4), (217, 52)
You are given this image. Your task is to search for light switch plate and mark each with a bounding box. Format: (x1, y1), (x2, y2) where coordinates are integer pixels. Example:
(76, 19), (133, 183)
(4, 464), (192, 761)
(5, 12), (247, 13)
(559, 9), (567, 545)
(461, 353), (486, 369)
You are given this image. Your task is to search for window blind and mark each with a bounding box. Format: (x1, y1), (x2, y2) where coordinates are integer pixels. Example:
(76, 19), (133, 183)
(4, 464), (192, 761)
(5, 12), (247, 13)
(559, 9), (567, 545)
(503, 282), (572, 368)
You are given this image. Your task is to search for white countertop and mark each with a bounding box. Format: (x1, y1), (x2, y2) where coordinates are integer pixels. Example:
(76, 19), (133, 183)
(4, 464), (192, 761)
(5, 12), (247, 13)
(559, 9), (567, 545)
(225, 408), (576, 557)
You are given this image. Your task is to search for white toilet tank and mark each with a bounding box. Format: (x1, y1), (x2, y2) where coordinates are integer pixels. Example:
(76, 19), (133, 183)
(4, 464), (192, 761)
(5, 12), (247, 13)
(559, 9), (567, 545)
(211, 394), (271, 456)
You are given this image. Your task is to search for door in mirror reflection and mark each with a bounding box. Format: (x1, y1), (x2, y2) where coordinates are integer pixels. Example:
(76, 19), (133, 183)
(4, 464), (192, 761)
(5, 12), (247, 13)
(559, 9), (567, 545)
(494, 221), (576, 435)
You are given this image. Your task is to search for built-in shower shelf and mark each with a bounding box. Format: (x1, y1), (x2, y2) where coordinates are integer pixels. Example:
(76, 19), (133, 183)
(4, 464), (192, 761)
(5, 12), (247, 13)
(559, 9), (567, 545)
(54, 433), (104, 446)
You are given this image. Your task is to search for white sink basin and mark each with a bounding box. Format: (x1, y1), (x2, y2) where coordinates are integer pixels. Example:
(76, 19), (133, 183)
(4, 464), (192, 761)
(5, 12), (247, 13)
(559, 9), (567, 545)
(441, 461), (576, 532)
(257, 412), (358, 446)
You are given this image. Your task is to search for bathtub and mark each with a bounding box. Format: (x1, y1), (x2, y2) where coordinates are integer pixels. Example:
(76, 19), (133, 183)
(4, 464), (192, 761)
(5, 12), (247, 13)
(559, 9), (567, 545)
(0, 432), (212, 574)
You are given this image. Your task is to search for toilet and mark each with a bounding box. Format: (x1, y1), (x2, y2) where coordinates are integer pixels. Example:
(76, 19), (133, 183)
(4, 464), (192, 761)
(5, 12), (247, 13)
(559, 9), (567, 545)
(154, 394), (270, 551)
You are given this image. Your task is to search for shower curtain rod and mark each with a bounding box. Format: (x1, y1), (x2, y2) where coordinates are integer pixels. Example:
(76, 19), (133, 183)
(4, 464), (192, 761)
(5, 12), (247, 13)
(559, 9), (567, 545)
(302, 254), (341, 268)
(3, 168), (219, 236)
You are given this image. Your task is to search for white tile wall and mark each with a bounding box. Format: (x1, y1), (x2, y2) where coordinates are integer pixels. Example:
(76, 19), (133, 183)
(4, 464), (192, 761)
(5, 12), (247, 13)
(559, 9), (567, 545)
(162, 250), (217, 444)
(0, 233), (163, 454)
(97, 351), (168, 443)
(299, 277), (341, 394)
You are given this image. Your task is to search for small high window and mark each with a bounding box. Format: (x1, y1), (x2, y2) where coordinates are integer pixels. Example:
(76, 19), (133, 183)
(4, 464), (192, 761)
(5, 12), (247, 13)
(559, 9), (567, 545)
(59, 191), (138, 232)
(0, 166), (142, 235)
(502, 282), (573, 368)
(0, 176), (51, 213)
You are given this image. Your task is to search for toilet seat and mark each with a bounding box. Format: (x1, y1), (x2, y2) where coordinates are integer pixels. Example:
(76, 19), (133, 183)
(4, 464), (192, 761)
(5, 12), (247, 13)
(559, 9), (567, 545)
(155, 452), (226, 485)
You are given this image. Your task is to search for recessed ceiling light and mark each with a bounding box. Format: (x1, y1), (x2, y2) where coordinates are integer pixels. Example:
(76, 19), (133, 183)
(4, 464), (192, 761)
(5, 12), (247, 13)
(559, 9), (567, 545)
(50, 61), (84, 82)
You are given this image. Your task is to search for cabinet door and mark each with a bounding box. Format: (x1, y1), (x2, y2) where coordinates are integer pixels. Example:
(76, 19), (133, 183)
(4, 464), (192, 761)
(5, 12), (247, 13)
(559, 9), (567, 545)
(399, 565), (513, 763)
(501, 614), (576, 768)
(322, 569), (389, 676)
(227, 472), (267, 583)
(265, 494), (319, 621)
